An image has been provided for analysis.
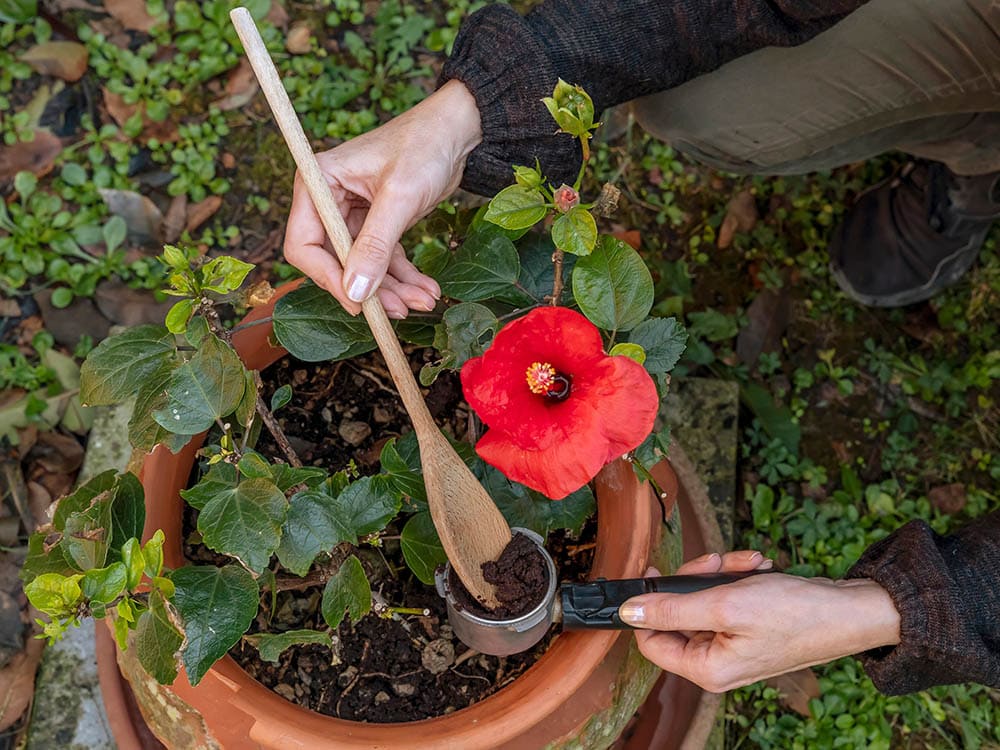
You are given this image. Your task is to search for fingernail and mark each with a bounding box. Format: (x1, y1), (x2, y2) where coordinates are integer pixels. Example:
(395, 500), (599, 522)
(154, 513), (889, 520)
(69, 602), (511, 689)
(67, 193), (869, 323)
(759, 558), (774, 569)
(346, 274), (374, 303)
(619, 603), (645, 625)
(749, 551), (763, 563)
(700, 552), (721, 564)
(418, 295), (437, 312)
(387, 309), (407, 320)
(645, 566), (661, 577)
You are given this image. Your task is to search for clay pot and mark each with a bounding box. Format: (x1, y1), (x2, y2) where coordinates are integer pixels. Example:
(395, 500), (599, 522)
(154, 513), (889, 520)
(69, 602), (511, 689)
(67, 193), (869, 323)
(104, 282), (706, 749)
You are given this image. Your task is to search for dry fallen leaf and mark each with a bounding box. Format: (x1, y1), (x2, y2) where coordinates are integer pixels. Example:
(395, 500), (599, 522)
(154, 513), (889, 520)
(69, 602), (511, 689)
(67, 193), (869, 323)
(163, 194), (188, 244)
(185, 195), (223, 233)
(102, 89), (179, 143)
(245, 280), (276, 308)
(266, 1), (290, 28)
(19, 42), (88, 82)
(766, 668), (820, 717)
(0, 130), (62, 180)
(104, 0), (158, 32)
(929, 483), (966, 515)
(213, 58), (259, 112)
(736, 288), (792, 367)
(99, 188), (164, 246)
(30, 432), (84, 475)
(286, 22), (312, 54)
(718, 189), (758, 249)
(0, 636), (45, 733)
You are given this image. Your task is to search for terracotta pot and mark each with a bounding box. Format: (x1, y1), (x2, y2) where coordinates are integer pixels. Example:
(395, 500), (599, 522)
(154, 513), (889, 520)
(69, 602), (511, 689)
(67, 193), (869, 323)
(105, 282), (705, 749)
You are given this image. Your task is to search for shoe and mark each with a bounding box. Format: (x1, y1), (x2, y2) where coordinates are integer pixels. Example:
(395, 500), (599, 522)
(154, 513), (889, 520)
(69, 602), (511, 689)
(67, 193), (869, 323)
(828, 160), (1000, 307)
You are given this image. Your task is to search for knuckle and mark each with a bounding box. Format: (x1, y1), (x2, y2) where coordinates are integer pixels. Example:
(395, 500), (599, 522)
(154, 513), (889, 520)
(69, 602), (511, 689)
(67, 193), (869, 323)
(646, 596), (679, 629)
(355, 234), (393, 266)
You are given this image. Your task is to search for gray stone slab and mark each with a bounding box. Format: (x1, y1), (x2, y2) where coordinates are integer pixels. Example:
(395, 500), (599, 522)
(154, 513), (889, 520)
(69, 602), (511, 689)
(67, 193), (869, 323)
(28, 402), (133, 750)
(660, 377), (740, 549)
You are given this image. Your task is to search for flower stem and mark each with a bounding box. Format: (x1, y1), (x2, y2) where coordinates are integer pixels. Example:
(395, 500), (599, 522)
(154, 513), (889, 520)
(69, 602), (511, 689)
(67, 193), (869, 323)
(625, 452), (676, 529)
(550, 249), (565, 305)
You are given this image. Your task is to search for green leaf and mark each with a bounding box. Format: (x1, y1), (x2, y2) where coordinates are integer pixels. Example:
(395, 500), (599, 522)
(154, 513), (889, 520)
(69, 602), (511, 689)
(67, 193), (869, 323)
(135, 589), (183, 685)
(103, 216), (127, 253)
(474, 462), (595, 536)
(81, 325), (175, 406)
(633, 426), (671, 470)
(688, 309), (739, 342)
(0, 0), (38, 24)
(197, 478), (287, 574)
(153, 333), (247, 435)
(25, 573), (82, 617)
(128, 362), (189, 454)
(437, 228), (520, 302)
(542, 79), (596, 136)
(170, 565), (259, 686)
(53, 470), (117, 531)
(321, 556), (371, 630)
(165, 299), (196, 334)
(247, 630), (333, 663)
(272, 283), (375, 362)
(269, 464), (327, 493)
(609, 342), (645, 364)
(512, 162), (543, 189)
(21, 532), (75, 583)
(121, 538), (145, 590)
(14, 171), (36, 199)
(200, 257), (254, 294)
(81, 562), (127, 605)
(333, 476), (401, 540)
(108, 473), (144, 563)
(400, 512), (446, 585)
(162, 245), (187, 269)
(63, 490), (113, 570)
(270, 384), (292, 412)
(741, 382), (801, 456)
(420, 302), (497, 384)
(483, 185), (547, 231)
(628, 318), (688, 374)
(508, 233), (576, 306)
(572, 236), (653, 332)
(237, 451), (272, 479)
(233, 367), (257, 429)
(50, 288), (73, 308)
(379, 436), (426, 507)
(180, 462), (238, 511)
(551, 207), (597, 257)
(142, 530), (165, 578)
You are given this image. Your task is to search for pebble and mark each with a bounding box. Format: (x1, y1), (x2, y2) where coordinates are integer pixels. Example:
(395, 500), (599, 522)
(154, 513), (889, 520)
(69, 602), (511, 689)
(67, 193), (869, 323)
(339, 420), (372, 446)
(421, 639), (455, 675)
(392, 682), (416, 697)
(374, 691), (390, 705)
(338, 665), (358, 687)
(274, 683), (296, 701)
(321, 407), (333, 424)
(372, 405), (392, 424)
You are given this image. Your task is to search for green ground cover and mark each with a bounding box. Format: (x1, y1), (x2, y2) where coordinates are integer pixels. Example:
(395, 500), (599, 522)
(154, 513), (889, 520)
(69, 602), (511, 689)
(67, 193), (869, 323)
(0, 1), (997, 747)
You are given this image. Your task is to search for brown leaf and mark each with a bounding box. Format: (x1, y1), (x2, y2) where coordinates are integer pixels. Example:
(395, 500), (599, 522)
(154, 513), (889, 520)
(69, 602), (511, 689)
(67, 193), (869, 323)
(0, 636), (45, 732)
(102, 89), (179, 143)
(104, 0), (158, 32)
(929, 483), (966, 515)
(163, 194), (188, 244)
(611, 229), (641, 250)
(26, 482), (52, 530)
(32, 290), (111, 348)
(766, 668), (820, 717)
(736, 288), (791, 367)
(19, 42), (88, 82)
(94, 279), (173, 327)
(0, 300), (19, 318)
(98, 188), (164, 246)
(718, 189), (758, 249)
(221, 152), (236, 169)
(286, 22), (312, 54)
(185, 195), (223, 233)
(266, 1), (289, 27)
(29, 432), (84, 475)
(0, 130), (62, 180)
(245, 280), (276, 308)
(213, 58), (259, 111)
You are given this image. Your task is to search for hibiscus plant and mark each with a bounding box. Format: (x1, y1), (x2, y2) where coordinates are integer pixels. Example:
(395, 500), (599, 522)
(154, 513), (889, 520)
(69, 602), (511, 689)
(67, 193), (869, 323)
(20, 81), (687, 689)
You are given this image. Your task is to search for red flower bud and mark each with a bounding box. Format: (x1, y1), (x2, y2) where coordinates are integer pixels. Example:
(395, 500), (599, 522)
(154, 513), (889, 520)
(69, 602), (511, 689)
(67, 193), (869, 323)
(553, 184), (579, 213)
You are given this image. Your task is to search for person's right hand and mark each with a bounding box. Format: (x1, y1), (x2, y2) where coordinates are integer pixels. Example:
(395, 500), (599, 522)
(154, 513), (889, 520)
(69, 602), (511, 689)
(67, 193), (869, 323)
(284, 79), (483, 318)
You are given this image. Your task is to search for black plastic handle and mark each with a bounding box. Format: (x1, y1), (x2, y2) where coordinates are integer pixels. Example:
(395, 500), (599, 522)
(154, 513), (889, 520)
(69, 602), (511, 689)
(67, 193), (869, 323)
(559, 570), (771, 630)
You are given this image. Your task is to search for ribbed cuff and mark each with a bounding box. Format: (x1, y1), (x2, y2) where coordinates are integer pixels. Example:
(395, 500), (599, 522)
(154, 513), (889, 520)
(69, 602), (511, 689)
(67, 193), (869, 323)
(439, 4), (581, 196)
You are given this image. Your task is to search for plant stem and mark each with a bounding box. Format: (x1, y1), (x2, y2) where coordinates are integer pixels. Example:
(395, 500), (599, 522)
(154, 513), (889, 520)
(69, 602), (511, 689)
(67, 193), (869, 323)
(550, 249), (565, 306)
(625, 452), (675, 528)
(227, 316), (273, 335)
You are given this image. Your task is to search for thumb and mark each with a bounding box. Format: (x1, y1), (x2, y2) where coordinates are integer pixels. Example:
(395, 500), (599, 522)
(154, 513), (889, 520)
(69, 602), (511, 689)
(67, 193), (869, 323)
(342, 192), (411, 303)
(619, 591), (722, 632)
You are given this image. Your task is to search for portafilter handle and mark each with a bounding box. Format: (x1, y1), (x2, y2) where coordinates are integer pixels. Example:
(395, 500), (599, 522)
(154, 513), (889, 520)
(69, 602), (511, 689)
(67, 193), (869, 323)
(558, 570), (774, 629)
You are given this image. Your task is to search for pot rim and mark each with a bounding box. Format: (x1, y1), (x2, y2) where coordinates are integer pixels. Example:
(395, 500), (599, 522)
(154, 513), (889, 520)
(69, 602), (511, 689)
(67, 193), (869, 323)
(136, 280), (675, 748)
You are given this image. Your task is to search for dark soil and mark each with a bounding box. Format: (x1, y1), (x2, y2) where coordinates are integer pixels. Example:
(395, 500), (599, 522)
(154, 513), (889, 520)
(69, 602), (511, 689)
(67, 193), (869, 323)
(183, 351), (597, 722)
(449, 532), (549, 619)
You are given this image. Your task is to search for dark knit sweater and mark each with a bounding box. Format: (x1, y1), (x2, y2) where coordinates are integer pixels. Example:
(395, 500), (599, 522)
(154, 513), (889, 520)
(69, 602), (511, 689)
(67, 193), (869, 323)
(440, 0), (869, 195)
(440, 1), (1000, 696)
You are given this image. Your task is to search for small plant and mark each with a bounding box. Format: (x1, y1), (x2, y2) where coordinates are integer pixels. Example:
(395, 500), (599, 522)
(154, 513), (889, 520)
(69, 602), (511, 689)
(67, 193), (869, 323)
(21, 82), (687, 691)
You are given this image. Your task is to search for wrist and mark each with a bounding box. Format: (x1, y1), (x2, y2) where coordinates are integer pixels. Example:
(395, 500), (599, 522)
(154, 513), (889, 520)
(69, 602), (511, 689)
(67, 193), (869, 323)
(433, 79), (483, 159)
(836, 578), (901, 653)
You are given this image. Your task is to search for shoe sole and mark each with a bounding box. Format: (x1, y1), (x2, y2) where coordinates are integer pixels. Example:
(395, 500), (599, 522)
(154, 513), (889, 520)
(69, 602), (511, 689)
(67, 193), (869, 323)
(829, 227), (988, 308)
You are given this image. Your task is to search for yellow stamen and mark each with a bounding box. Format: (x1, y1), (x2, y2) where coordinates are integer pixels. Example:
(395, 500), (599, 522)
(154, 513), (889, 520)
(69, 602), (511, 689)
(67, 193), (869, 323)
(526, 362), (556, 394)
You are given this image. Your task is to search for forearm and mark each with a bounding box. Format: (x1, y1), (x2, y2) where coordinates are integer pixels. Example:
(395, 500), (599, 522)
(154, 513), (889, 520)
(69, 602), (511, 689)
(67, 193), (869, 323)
(441, 0), (869, 194)
(847, 510), (1000, 694)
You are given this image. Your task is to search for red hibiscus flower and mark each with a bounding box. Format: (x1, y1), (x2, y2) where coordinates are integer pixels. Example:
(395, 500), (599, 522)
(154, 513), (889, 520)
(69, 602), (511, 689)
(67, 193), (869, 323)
(460, 307), (659, 499)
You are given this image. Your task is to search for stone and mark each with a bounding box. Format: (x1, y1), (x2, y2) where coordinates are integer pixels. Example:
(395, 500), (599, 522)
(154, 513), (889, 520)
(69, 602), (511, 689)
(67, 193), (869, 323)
(338, 420), (371, 447)
(421, 639), (454, 675)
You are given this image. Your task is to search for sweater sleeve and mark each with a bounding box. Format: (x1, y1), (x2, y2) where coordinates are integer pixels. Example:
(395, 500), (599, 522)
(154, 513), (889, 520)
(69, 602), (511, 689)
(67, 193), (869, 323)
(439, 0), (869, 195)
(846, 511), (1000, 695)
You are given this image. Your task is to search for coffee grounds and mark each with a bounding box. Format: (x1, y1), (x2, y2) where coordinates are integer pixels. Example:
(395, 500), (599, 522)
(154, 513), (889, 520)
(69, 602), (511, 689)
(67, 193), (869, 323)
(450, 532), (548, 619)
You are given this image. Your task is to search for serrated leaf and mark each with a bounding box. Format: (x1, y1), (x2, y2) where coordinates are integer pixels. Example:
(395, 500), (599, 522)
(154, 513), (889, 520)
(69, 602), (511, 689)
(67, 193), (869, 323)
(136, 589), (182, 685)
(321, 556), (370, 630)
(551, 207), (597, 256)
(197, 478), (287, 574)
(400, 512), (446, 585)
(379, 437), (426, 507)
(170, 565), (259, 685)
(437, 229), (520, 302)
(81, 562), (127, 604)
(153, 333), (247, 435)
(269, 464), (327, 493)
(80, 326), (175, 406)
(474, 462), (595, 536)
(629, 317), (688, 374)
(333, 476), (401, 540)
(572, 236), (653, 332)
(247, 629), (333, 663)
(237, 451), (272, 479)
(272, 283), (376, 362)
(506, 233), (577, 306)
(128, 362), (189, 454)
(609, 342), (645, 364)
(421, 302), (498, 384)
(275, 488), (346, 577)
(483, 184), (547, 231)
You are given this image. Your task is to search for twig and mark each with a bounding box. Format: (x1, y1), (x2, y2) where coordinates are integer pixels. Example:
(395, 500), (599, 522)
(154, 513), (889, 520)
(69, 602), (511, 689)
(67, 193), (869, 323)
(549, 249), (565, 305)
(252, 370), (302, 467)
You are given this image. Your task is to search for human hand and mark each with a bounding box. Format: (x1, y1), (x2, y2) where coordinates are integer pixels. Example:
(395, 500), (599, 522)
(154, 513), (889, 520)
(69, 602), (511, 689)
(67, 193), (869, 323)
(284, 79), (483, 318)
(619, 551), (901, 692)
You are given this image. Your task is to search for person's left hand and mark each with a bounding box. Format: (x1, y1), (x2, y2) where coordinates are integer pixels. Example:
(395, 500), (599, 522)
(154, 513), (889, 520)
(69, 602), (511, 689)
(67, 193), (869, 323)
(619, 551), (900, 692)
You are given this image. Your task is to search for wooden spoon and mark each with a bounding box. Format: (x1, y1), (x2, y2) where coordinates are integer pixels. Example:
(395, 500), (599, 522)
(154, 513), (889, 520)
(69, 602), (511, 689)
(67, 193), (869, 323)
(230, 7), (510, 607)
